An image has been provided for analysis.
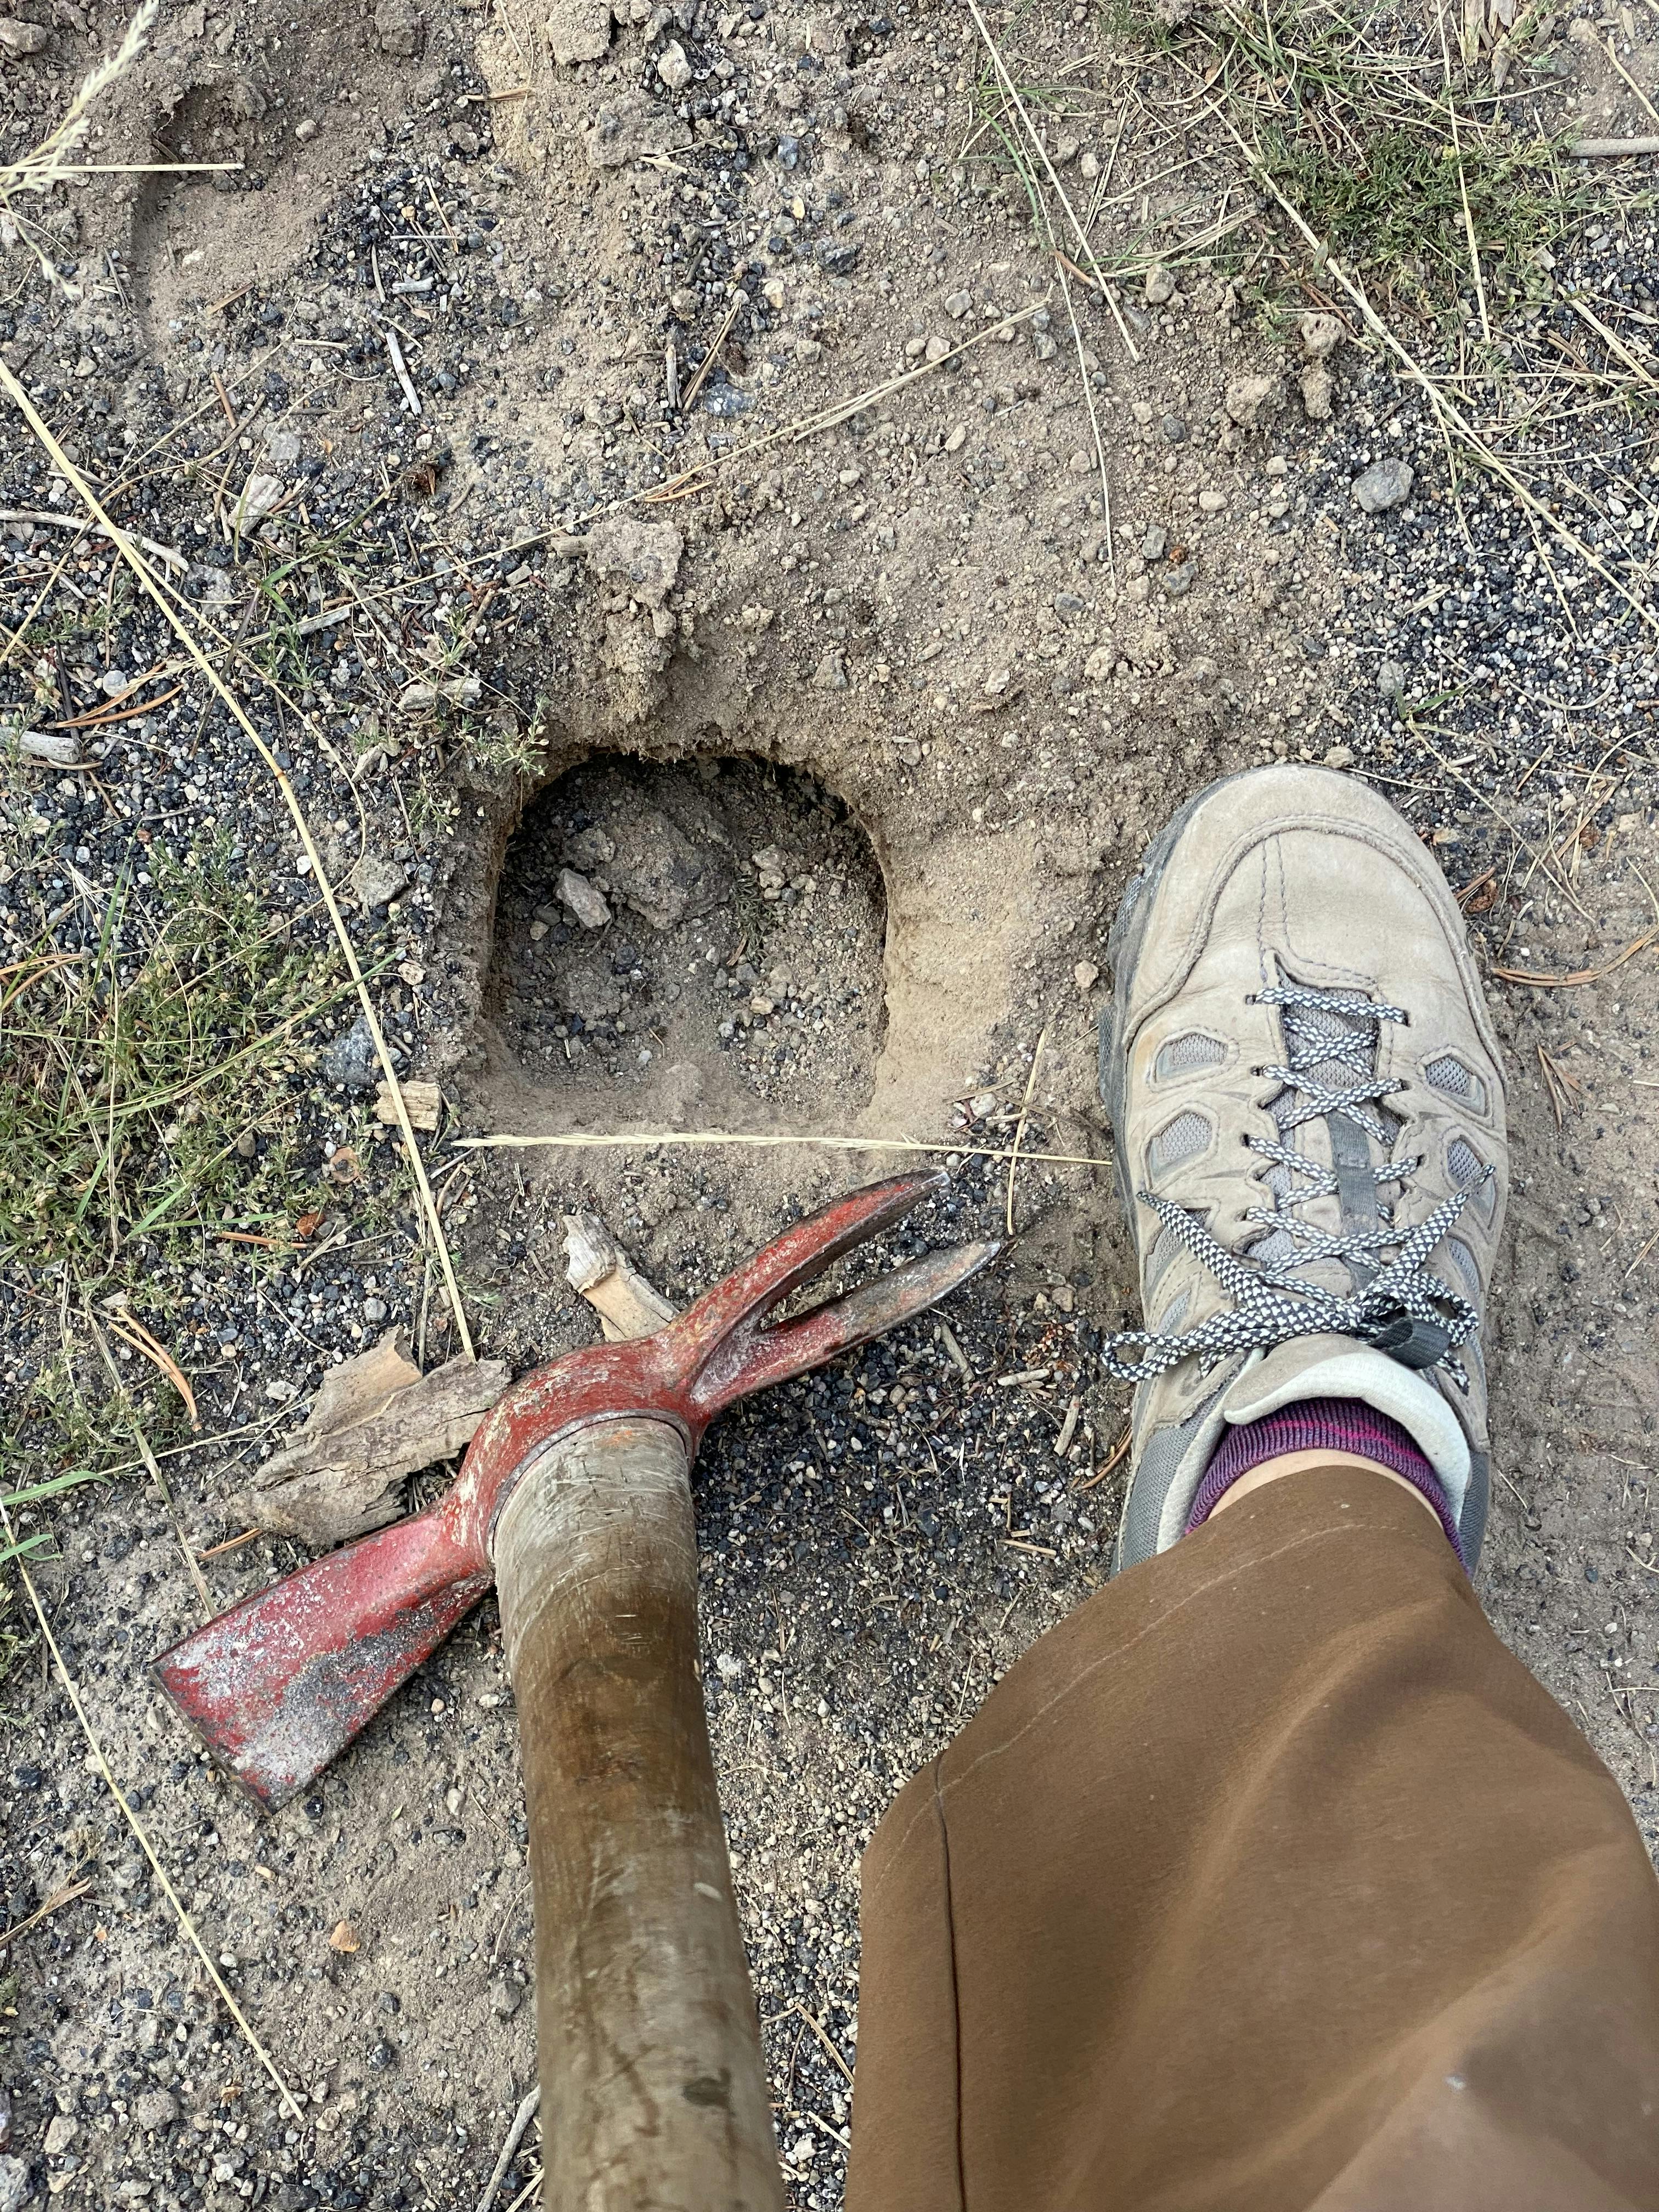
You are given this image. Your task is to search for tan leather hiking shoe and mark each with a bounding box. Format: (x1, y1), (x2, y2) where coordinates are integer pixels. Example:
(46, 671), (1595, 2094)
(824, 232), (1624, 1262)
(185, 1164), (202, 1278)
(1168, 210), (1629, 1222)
(1100, 765), (1508, 1571)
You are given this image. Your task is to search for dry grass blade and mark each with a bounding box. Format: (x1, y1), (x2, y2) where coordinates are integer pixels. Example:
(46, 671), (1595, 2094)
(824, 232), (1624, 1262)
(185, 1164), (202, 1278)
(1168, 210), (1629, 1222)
(0, 360), (476, 1362)
(1214, 109), (1659, 641)
(458, 1127), (1107, 1171)
(1056, 261), (1115, 584)
(1005, 1027), (1049, 1237)
(1, 1502), (304, 2122)
(0, 1876), (94, 1946)
(1493, 926), (1659, 988)
(678, 288), (747, 414)
(963, 0), (1141, 360)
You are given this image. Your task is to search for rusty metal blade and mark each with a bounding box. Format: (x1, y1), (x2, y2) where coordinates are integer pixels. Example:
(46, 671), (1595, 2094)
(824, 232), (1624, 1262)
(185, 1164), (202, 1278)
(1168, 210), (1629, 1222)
(154, 1509), (489, 1812)
(695, 1237), (1004, 1411)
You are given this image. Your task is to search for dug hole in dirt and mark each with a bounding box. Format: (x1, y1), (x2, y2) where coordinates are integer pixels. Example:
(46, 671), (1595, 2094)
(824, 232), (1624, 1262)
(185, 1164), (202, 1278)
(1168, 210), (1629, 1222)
(4, 0), (1659, 2207)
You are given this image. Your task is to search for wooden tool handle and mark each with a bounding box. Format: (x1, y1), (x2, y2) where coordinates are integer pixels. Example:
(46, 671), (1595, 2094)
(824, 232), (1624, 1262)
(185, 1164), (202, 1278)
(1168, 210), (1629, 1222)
(493, 1418), (784, 2212)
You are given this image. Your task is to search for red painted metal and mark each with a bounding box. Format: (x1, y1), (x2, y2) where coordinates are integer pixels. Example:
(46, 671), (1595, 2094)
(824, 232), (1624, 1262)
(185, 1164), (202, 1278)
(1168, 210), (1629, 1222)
(155, 1170), (999, 1810)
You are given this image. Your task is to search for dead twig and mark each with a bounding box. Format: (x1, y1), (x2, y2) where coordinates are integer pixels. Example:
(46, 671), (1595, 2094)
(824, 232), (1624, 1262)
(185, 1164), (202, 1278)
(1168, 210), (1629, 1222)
(476, 2086), (541, 2212)
(1005, 1028), (1048, 1238)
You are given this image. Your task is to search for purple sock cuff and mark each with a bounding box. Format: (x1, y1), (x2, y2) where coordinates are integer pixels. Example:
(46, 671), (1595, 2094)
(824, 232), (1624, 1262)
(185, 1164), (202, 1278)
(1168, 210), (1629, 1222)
(1186, 1397), (1466, 1566)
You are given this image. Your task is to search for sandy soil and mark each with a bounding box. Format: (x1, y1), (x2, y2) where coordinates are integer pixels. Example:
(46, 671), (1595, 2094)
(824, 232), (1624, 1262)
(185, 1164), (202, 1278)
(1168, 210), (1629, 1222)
(3, 0), (1659, 2206)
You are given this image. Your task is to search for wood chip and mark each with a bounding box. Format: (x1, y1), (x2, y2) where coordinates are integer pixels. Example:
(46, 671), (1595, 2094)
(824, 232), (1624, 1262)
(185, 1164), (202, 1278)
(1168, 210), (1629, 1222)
(247, 1329), (511, 1545)
(375, 1079), (442, 1132)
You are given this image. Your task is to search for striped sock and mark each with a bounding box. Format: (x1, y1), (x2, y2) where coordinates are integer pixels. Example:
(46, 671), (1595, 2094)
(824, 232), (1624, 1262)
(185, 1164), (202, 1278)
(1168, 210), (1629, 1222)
(1186, 1396), (1465, 1566)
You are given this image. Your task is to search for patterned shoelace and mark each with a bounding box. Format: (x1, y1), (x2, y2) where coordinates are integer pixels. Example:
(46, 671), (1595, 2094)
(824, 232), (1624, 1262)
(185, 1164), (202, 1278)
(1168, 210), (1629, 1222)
(1103, 985), (1483, 1387)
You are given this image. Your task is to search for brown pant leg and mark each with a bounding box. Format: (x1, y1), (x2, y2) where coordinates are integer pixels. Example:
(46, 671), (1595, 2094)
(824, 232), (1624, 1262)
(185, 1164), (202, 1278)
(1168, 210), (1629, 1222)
(845, 1469), (1659, 2212)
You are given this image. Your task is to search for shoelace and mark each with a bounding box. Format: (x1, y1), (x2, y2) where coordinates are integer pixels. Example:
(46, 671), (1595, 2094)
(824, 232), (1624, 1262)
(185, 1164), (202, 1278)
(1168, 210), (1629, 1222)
(1102, 985), (1484, 1387)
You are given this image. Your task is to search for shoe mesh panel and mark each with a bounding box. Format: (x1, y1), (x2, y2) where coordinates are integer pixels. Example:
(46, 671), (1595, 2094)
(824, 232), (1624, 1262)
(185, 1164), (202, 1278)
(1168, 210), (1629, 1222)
(1448, 1137), (1485, 1188)
(1426, 1054), (1486, 1114)
(1148, 1110), (1211, 1176)
(1154, 1032), (1227, 1080)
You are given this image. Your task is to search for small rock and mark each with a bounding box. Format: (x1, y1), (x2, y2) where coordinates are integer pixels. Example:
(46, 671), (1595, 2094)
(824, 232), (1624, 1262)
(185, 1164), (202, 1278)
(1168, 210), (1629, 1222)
(558, 869), (613, 930)
(1299, 311), (1344, 360)
(944, 288), (972, 319)
(983, 667), (1012, 697)
(294, 117), (317, 142)
(1323, 743), (1355, 769)
(923, 334), (951, 364)
(1074, 960), (1100, 992)
(267, 430), (303, 465)
(714, 1651), (744, 1681)
(811, 647), (848, 690)
(1143, 264), (1176, 306)
(234, 1129), (257, 1159)
(0, 2156), (29, 2212)
(229, 472), (284, 532)
(656, 37), (691, 88)
(1142, 523), (1168, 560)
(321, 1014), (379, 1091)
(1161, 558), (1198, 598)
(135, 2091), (179, 2134)
(1160, 412), (1187, 443)
(1079, 148), (1100, 178)
(0, 19), (48, 52)
(374, 0), (424, 54)
(1084, 644), (1115, 682)
(1300, 362), (1334, 421)
(1352, 456), (1413, 515)
(489, 1973), (523, 2019)
(944, 421), (968, 454)
(1224, 373), (1281, 428)
(1198, 488), (1227, 515)
(351, 851), (408, 910)
(1377, 659), (1407, 700)
(43, 2118), (75, 2157)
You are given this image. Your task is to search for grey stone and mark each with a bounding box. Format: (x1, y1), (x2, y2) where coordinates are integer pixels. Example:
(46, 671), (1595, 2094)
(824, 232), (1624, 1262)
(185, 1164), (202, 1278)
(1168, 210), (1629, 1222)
(656, 38), (691, 87)
(0, 2155), (31, 2212)
(1300, 362), (1334, 421)
(321, 1014), (379, 1090)
(0, 19), (48, 53)
(489, 1973), (523, 2018)
(557, 869), (613, 930)
(1377, 659), (1408, 699)
(1144, 263), (1176, 306)
(136, 2090), (179, 2132)
(1352, 457), (1413, 514)
(351, 851), (408, 910)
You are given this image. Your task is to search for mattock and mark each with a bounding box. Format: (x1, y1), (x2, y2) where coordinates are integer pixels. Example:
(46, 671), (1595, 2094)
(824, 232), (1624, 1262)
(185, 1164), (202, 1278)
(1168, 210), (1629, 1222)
(156, 1171), (1000, 2210)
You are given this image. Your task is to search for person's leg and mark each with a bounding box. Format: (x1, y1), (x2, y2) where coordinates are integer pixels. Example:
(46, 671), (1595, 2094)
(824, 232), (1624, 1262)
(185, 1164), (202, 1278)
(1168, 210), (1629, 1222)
(845, 768), (1659, 2209)
(845, 1464), (1659, 2212)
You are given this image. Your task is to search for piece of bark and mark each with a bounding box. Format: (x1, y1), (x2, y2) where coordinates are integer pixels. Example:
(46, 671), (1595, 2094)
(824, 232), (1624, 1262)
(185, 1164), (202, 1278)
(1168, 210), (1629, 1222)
(562, 1212), (678, 1341)
(247, 1329), (511, 1545)
(374, 1077), (442, 1131)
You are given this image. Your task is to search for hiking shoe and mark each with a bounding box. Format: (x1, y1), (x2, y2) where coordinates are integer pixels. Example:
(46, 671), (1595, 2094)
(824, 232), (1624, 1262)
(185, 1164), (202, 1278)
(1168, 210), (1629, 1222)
(1099, 765), (1508, 1572)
